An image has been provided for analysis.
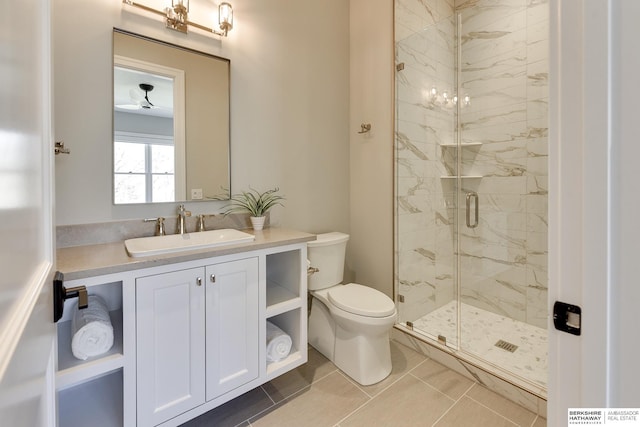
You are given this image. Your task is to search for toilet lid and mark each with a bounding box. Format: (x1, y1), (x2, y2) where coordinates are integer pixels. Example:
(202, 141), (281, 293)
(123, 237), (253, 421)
(327, 283), (396, 318)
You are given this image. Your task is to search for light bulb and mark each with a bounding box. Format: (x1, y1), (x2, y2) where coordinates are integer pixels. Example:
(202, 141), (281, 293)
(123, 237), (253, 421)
(219, 2), (233, 32)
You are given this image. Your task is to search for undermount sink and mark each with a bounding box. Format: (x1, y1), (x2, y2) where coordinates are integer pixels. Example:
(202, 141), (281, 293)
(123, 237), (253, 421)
(125, 229), (255, 258)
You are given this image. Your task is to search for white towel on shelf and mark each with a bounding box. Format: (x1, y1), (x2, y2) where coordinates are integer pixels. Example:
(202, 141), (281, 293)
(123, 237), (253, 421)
(71, 295), (114, 360)
(266, 321), (292, 363)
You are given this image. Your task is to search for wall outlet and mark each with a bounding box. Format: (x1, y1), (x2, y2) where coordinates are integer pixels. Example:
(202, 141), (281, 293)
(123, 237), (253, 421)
(191, 189), (203, 200)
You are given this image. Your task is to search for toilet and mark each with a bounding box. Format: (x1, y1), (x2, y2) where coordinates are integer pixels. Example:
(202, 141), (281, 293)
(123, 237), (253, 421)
(307, 232), (397, 385)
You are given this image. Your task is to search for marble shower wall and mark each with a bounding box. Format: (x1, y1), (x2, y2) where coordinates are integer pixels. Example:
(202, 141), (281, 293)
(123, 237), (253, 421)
(395, 0), (548, 329)
(456, 0), (548, 328)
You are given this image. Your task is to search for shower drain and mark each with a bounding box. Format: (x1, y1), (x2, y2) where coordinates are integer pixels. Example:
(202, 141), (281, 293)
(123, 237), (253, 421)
(495, 339), (518, 353)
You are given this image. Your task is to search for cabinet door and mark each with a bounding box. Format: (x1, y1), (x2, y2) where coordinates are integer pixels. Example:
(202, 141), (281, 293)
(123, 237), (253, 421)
(136, 268), (205, 427)
(205, 257), (259, 401)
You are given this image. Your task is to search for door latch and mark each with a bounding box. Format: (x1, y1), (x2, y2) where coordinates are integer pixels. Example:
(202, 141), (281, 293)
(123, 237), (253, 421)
(553, 301), (581, 336)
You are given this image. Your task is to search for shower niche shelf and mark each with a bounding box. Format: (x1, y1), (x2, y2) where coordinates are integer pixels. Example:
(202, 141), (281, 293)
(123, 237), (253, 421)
(438, 142), (483, 148)
(440, 175), (483, 179)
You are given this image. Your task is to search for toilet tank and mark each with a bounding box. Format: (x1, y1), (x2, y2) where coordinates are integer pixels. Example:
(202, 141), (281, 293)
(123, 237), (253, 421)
(307, 232), (349, 291)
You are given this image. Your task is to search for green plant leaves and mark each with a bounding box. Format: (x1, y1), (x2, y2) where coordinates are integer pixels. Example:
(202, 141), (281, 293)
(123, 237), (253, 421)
(222, 187), (285, 217)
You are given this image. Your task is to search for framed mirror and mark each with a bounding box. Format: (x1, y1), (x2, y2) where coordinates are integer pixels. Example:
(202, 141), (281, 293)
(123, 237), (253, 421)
(113, 29), (230, 204)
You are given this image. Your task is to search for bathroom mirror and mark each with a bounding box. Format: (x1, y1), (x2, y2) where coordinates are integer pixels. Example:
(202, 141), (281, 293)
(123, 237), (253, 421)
(113, 29), (230, 204)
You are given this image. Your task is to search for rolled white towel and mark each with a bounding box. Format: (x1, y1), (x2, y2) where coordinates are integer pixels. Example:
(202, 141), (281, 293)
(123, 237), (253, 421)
(71, 295), (114, 360)
(266, 321), (292, 363)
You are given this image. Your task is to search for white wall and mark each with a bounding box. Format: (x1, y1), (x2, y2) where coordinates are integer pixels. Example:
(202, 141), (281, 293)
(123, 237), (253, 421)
(549, 0), (640, 422)
(609, 0), (640, 406)
(53, 0), (350, 235)
(349, 0), (394, 296)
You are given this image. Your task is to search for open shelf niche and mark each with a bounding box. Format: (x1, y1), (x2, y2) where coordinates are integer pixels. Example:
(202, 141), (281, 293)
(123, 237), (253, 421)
(56, 281), (124, 390)
(264, 248), (307, 380)
(58, 370), (123, 427)
(266, 250), (303, 317)
(266, 309), (304, 379)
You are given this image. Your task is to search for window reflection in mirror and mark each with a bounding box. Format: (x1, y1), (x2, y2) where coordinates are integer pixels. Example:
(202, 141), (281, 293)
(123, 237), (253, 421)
(114, 66), (180, 203)
(112, 29), (231, 204)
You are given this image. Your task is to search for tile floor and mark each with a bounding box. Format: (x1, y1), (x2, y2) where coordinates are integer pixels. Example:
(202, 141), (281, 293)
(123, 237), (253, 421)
(182, 341), (547, 427)
(412, 301), (548, 387)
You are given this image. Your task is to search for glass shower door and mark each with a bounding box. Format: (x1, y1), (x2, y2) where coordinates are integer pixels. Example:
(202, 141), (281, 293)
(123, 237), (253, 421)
(395, 11), (460, 350)
(455, 2), (549, 387)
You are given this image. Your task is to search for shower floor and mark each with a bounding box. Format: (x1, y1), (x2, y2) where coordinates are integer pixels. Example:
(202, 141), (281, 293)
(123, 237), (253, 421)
(411, 301), (547, 388)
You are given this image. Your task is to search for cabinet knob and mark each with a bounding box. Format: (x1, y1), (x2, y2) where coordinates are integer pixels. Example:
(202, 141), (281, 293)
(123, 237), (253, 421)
(210, 274), (216, 283)
(197, 277), (202, 286)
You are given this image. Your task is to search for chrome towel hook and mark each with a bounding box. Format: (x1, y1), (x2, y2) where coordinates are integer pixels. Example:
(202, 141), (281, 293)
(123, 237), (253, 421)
(358, 123), (371, 134)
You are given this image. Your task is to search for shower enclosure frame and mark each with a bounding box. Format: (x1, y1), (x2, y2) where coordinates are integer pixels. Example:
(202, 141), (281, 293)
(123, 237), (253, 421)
(393, 0), (549, 399)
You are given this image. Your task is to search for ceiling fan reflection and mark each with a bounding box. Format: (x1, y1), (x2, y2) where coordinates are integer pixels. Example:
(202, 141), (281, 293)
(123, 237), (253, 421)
(139, 83), (154, 109)
(116, 83), (169, 112)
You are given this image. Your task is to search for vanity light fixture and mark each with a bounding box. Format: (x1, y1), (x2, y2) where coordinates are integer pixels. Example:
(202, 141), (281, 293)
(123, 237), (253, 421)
(122, 0), (234, 37)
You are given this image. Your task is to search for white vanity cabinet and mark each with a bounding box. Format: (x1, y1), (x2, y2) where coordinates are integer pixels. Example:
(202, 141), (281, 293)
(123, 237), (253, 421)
(135, 267), (206, 426)
(55, 229), (312, 427)
(135, 258), (260, 426)
(204, 258), (259, 400)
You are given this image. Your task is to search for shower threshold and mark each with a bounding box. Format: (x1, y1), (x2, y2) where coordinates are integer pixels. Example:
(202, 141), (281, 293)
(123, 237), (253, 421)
(411, 301), (548, 389)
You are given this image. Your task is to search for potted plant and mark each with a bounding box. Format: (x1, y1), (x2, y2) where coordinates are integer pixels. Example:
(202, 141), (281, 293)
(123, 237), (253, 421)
(223, 187), (285, 230)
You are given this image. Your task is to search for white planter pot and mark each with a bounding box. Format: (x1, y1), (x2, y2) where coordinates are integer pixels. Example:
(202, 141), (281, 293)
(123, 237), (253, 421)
(250, 216), (266, 231)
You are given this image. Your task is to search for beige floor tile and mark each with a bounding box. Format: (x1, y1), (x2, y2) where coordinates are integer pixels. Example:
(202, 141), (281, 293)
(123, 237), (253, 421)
(180, 387), (273, 427)
(532, 416), (547, 427)
(410, 358), (475, 400)
(262, 346), (337, 403)
(434, 396), (518, 427)
(355, 341), (428, 397)
(250, 371), (369, 427)
(341, 374), (455, 427)
(466, 384), (537, 426)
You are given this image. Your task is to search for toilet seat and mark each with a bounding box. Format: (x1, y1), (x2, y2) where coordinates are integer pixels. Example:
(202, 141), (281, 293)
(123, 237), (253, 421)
(326, 283), (396, 318)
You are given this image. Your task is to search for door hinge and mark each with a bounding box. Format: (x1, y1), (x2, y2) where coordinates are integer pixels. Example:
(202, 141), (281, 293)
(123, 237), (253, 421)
(406, 321), (413, 330)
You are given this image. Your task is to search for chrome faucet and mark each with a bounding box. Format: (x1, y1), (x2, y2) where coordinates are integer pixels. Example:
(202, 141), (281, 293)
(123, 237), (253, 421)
(176, 204), (191, 235)
(196, 214), (206, 232)
(144, 217), (166, 236)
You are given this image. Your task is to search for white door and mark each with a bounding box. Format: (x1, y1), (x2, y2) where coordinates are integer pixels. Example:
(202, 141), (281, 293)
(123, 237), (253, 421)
(0, 0), (56, 426)
(550, 0), (640, 424)
(205, 258), (259, 401)
(136, 268), (206, 427)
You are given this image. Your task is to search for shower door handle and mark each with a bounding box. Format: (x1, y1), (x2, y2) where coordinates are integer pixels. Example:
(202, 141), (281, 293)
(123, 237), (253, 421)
(466, 192), (479, 228)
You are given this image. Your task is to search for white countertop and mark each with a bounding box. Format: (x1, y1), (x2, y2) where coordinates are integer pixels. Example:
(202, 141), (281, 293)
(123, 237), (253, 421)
(57, 228), (316, 280)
